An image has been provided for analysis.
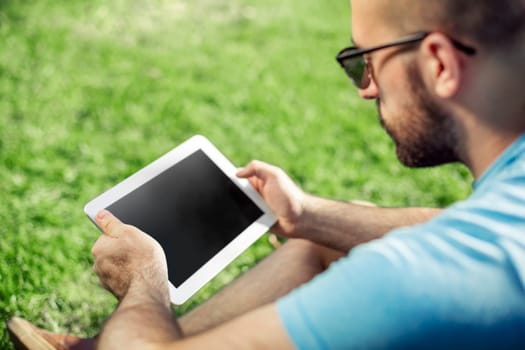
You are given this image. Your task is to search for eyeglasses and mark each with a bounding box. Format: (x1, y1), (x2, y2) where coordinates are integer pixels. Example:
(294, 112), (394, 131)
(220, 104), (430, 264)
(336, 31), (476, 89)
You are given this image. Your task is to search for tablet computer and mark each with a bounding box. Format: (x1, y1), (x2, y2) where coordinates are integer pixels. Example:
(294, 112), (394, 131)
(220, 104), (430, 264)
(84, 135), (276, 305)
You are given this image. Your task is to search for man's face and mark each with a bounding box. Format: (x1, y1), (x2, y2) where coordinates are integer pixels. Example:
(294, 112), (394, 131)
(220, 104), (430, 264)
(378, 64), (459, 167)
(350, 0), (459, 167)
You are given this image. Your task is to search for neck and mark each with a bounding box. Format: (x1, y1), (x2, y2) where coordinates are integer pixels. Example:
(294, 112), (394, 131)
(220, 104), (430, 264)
(459, 121), (523, 179)
(451, 71), (525, 179)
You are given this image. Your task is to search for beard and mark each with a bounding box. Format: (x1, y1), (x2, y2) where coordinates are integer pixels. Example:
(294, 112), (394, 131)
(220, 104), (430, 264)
(377, 64), (461, 168)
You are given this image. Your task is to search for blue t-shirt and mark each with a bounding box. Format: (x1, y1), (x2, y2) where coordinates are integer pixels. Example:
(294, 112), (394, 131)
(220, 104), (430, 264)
(277, 135), (525, 349)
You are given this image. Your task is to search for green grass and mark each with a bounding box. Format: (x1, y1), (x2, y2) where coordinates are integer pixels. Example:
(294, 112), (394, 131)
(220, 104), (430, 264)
(0, 0), (473, 348)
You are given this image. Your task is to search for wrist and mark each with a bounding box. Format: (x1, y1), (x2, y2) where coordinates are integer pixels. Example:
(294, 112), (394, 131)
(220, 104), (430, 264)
(121, 276), (171, 309)
(286, 193), (316, 238)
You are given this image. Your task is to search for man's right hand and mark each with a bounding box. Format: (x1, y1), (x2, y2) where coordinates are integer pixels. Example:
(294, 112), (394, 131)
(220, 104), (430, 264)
(92, 210), (170, 304)
(237, 160), (307, 238)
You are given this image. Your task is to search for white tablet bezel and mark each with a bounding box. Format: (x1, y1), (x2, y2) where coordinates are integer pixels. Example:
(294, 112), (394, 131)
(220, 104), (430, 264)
(84, 135), (276, 305)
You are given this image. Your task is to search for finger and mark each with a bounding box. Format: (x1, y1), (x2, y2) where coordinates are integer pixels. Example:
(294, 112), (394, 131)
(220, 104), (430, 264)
(93, 259), (100, 276)
(91, 234), (109, 258)
(236, 160), (276, 180)
(247, 176), (262, 191)
(95, 209), (124, 238)
(92, 261), (110, 291)
(236, 160), (261, 178)
(236, 166), (251, 178)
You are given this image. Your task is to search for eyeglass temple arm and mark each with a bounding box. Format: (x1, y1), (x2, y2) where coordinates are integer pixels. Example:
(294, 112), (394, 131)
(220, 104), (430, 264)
(450, 39), (476, 55)
(338, 32), (476, 60)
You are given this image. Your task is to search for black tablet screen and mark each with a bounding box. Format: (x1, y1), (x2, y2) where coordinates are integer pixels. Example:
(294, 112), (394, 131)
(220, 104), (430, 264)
(107, 150), (264, 287)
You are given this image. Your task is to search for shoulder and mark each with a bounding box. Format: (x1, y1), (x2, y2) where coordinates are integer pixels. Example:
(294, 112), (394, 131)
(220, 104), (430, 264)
(277, 211), (525, 349)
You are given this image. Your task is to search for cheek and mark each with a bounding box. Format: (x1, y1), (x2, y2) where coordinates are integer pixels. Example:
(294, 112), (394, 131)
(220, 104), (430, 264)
(377, 88), (403, 124)
(374, 57), (421, 129)
(377, 69), (414, 121)
(378, 90), (420, 140)
(377, 72), (396, 102)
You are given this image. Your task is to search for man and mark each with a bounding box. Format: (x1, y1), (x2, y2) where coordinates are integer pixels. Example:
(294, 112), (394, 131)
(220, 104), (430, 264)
(8, 0), (525, 348)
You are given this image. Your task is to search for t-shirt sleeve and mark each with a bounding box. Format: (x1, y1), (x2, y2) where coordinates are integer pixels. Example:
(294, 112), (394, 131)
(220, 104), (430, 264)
(276, 237), (432, 349)
(275, 225), (525, 349)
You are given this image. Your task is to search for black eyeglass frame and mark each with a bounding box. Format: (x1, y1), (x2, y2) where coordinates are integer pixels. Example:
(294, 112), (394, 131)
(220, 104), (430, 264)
(336, 31), (476, 88)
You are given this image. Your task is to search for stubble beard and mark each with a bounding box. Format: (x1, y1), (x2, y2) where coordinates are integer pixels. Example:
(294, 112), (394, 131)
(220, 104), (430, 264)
(377, 64), (461, 168)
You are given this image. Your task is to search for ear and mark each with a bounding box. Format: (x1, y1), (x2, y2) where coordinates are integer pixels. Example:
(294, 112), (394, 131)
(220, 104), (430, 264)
(418, 32), (464, 98)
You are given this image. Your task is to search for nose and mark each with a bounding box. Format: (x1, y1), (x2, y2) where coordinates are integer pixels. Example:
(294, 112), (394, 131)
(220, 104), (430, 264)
(358, 75), (379, 100)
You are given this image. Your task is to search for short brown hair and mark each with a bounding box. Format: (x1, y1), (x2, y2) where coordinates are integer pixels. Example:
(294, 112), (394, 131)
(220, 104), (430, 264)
(387, 0), (525, 49)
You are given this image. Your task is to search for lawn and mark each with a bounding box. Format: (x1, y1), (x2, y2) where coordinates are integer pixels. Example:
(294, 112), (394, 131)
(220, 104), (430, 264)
(0, 0), (472, 348)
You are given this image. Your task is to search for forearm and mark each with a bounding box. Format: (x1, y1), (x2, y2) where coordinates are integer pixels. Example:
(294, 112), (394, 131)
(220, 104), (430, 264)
(96, 295), (292, 350)
(295, 194), (442, 252)
(96, 287), (183, 350)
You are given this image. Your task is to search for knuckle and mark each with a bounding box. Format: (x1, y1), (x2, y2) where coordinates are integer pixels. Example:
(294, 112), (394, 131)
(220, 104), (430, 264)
(250, 159), (263, 169)
(91, 242), (100, 257)
(275, 167), (288, 180)
(101, 219), (112, 233)
(122, 224), (136, 235)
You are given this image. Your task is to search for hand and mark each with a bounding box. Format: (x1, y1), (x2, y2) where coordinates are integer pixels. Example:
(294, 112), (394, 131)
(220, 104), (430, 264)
(237, 160), (306, 238)
(92, 210), (169, 302)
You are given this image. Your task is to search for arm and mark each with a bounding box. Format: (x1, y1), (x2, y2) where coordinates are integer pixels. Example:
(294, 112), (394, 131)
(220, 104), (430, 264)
(295, 194), (440, 252)
(237, 160), (441, 252)
(97, 291), (292, 350)
(92, 210), (294, 350)
(174, 304), (293, 350)
(91, 210), (182, 349)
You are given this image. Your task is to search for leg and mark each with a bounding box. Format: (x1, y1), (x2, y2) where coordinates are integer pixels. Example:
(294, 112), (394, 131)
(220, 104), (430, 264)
(179, 238), (345, 335)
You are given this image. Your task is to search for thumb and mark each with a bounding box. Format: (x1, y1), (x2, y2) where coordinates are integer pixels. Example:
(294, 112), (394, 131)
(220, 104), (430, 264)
(95, 209), (124, 238)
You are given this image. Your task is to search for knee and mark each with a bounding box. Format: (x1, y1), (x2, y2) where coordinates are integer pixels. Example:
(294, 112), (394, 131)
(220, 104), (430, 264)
(278, 238), (323, 269)
(280, 238), (319, 257)
(279, 239), (343, 270)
